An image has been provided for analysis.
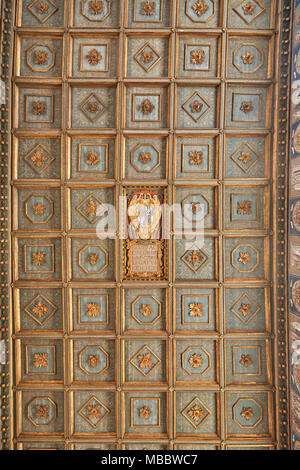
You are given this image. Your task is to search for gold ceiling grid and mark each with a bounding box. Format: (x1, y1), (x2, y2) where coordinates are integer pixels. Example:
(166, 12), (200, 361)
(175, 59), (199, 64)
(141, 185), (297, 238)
(9, 0), (280, 450)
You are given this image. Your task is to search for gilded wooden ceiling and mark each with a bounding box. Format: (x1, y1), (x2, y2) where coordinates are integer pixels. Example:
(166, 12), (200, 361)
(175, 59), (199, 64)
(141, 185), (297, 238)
(0, 0), (291, 450)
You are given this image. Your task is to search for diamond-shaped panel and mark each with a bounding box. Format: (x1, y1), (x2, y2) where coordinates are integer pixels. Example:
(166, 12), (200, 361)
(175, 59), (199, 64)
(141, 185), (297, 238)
(78, 396), (110, 428)
(24, 144), (55, 175)
(230, 142), (260, 173)
(182, 92), (210, 123)
(181, 247), (209, 273)
(80, 93), (107, 122)
(24, 294), (57, 326)
(130, 345), (161, 377)
(28, 0), (58, 24)
(181, 397), (211, 429)
(231, 293), (261, 325)
(134, 42), (162, 72)
(233, 0), (265, 25)
(76, 194), (107, 224)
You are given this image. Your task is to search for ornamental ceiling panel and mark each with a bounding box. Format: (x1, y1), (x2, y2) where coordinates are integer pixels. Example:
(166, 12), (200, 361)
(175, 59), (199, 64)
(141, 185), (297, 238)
(0, 0), (291, 451)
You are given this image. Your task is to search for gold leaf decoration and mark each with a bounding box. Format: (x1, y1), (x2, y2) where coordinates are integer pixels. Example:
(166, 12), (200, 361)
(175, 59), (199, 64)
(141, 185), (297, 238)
(139, 406), (152, 419)
(35, 405), (49, 418)
(188, 404), (206, 422)
(192, 0), (209, 17)
(32, 251), (47, 266)
(140, 1), (156, 15)
(190, 50), (205, 64)
(242, 2), (256, 15)
(87, 404), (101, 420)
(187, 250), (204, 267)
(240, 101), (254, 114)
(240, 406), (254, 421)
(138, 352), (153, 369)
(89, 0), (104, 15)
(32, 101), (47, 116)
(239, 354), (254, 368)
(238, 252), (251, 265)
(188, 353), (204, 368)
(189, 303), (203, 317)
(34, 50), (48, 65)
(86, 303), (100, 317)
(33, 202), (46, 216)
(86, 151), (99, 166)
(238, 303), (252, 317)
(241, 51), (255, 64)
(237, 201), (252, 215)
(31, 150), (48, 168)
(140, 304), (152, 317)
(32, 301), (49, 318)
(87, 253), (99, 265)
(138, 98), (155, 115)
(189, 151), (203, 165)
(87, 49), (103, 65)
(33, 352), (48, 368)
(190, 100), (203, 114)
(87, 355), (100, 368)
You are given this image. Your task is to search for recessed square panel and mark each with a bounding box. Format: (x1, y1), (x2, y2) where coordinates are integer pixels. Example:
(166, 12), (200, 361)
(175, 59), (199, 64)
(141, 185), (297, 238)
(68, 237), (115, 282)
(225, 391), (273, 439)
(176, 86), (218, 129)
(17, 339), (64, 385)
(16, 187), (61, 231)
(123, 339), (167, 385)
(70, 287), (116, 334)
(69, 136), (115, 180)
(226, 85), (269, 128)
(70, 36), (118, 77)
(19, 36), (63, 78)
(174, 339), (219, 386)
(71, 339), (116, 385)
(224, 287), (269, 334)
(122, 287), (168, 334)
(19, 390), (64, 436)
(229, 0), (271, 28)
(177, 0), (220, 28)
(70, 86), (116, 129)
(175, 135), (218, 180)
(71, 391), (116, 437)
(126, 0), (171, 27)
(176, 34), (220, 78)
(175, 186), (218, 231)
(16, 287), (63, 333)
(224, 185), (268, 230)
(224, 236), (268, 282)
(17, 86), (62, 129)
(175, 287), (218, 334)
(174, 237), (218, 282)
(126, 36), (169, 77)
(227, 35), (272, 80)
(123, 135), (168, 180)
(125, 86), (169, 129)
(225, 339), (272, 386)
(175, 391), (220, 438)
(225, 134), (268, 179)
(122, 391), (168, 438)
(21, 0), (64, 27)
(72, 0), (119, 27)
(69, 186), (114, 231)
